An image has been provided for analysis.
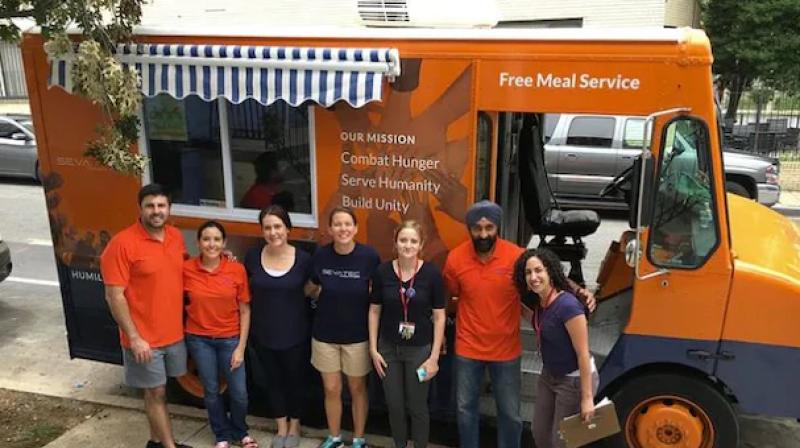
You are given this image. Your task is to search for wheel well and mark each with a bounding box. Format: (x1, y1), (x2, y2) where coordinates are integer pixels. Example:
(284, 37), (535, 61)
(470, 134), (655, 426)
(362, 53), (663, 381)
(725, 173), (756, 199)
(600, 363), (737, 405)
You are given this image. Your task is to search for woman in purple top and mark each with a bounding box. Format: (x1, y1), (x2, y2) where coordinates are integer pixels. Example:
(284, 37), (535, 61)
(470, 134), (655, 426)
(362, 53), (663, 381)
(513, 248), (598, 448)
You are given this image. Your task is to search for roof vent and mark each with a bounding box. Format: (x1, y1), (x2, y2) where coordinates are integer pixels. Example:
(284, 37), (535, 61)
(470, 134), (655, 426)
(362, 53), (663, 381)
(357, 0), (498, 28)
(358, 0), (410, 24)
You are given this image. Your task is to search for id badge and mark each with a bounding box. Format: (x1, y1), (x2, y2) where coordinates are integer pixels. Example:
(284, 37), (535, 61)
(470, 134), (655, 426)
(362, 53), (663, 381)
(398, 321), (416, 340)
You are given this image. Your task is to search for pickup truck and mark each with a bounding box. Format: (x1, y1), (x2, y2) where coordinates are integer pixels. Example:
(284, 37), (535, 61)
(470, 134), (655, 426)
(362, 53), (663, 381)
(544, 114), (781, 209)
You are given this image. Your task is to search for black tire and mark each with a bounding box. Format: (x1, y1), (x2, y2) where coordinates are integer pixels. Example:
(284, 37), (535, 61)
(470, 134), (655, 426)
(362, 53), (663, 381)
(725, 181), (752, 199)
(603, 373), (739, 448)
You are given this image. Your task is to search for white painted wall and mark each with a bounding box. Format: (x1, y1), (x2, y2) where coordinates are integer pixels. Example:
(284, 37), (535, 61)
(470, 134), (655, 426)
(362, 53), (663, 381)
(139, 0), (699, 29)
(497, 0), (665, 27)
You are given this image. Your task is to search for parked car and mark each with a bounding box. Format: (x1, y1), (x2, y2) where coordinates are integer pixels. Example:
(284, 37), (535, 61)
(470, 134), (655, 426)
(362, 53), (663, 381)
(0, 114), (38, 181)
(543, 113), (781, 208)
(0, 231), (11, 283)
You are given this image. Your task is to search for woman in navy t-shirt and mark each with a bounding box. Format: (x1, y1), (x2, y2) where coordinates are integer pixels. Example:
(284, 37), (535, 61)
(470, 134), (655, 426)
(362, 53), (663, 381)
(368, 220), (446, 448)
(244, 205), (311, 448)
(306, 206), (380, 448)
(513, 248), (598, 448)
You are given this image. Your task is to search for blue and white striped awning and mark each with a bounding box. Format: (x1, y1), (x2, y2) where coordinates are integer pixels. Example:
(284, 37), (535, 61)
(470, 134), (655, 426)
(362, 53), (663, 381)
(49, 43), (401, 108)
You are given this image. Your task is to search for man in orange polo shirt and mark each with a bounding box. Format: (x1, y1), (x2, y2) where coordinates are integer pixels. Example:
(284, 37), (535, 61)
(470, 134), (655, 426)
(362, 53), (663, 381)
(444, 200), (595, 448)
(100, 184), (191, 448)
(443, 200), (524, 448)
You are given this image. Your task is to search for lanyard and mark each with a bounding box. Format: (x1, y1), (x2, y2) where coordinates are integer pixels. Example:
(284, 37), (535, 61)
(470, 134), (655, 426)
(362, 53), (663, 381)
(394, 259), (419, 322)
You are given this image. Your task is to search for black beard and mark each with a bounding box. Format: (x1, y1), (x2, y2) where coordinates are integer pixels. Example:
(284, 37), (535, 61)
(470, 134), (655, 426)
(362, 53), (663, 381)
(471, 235), (497, 254)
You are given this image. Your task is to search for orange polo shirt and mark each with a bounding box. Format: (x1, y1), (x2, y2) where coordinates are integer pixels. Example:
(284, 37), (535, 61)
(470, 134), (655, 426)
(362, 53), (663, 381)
(100, 221), (186, 349)
(443, 238), (524, 361)
(184, 257), (250, 338)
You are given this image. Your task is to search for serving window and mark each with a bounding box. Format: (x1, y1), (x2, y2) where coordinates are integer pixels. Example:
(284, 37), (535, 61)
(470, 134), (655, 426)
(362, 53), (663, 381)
(141, 94), (317, 227)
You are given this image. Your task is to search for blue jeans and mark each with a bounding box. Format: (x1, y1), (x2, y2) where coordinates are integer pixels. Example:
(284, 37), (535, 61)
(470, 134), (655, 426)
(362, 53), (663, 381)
(185, 334), (249, 443)
(455, 355), (522, 448)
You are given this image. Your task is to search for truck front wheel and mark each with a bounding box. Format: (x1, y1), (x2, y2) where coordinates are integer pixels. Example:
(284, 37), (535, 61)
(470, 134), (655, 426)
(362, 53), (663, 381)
(725, 180), (752, 199)
(610, 373), (739, 448)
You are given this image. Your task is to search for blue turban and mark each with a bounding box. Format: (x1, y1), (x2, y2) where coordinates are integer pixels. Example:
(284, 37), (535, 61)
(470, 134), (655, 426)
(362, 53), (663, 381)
(465, 200), (502, 228)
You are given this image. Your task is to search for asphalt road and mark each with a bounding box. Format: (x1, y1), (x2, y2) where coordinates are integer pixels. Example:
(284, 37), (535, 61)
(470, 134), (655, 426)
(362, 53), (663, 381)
(0, 180), (799, 447)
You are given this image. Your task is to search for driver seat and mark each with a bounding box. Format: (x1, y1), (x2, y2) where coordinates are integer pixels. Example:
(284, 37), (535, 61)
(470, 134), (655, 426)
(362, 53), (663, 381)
(518, 114), (601, 285)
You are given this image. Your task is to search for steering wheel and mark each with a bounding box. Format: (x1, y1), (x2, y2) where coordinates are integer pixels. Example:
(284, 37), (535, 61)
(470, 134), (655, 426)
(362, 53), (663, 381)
(600, 165), (635, 197)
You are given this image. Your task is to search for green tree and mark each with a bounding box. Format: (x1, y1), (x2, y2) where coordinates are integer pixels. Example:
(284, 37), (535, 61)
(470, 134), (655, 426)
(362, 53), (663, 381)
(702, 0), (800, 119)
(0, 0), (147, 174)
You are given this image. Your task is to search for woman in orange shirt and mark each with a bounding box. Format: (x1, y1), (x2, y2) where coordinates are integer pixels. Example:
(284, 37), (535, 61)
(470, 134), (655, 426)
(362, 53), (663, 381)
(184, 221), (258, 448)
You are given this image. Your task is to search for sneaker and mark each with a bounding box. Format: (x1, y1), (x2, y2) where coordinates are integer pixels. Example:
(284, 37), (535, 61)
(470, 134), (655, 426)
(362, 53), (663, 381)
(270, 435), (286, 448)
(317, 436), (344, 448)
(240, 435), (259, 448)
(350, 438), (368, 448)
(146, 442), (193, 448)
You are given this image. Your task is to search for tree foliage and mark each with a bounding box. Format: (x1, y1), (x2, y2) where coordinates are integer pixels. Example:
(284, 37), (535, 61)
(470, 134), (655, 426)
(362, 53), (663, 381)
(702, 0), (800, 118)
(0, 0), (146, 174)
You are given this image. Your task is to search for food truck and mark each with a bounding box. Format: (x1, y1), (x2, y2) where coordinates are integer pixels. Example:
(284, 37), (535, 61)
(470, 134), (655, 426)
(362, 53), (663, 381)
(21, 22), (800, 447)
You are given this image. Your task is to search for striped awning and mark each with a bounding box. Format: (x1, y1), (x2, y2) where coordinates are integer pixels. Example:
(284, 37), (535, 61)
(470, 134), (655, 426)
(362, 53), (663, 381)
(49, 43), (401, 108)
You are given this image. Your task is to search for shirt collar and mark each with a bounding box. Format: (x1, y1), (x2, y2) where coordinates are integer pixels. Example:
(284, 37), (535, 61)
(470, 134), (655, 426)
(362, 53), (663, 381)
(194, 255), (226, 275)
(135, 220), (169, 243)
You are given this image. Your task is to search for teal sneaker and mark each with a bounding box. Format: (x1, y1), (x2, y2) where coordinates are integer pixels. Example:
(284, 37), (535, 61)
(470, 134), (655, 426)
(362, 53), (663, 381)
(350, 438), (368, 448)
(317, 436), (344, 448)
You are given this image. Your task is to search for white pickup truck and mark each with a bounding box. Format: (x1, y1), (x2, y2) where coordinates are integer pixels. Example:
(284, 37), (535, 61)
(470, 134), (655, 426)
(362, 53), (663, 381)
(544, 114), (781, 208)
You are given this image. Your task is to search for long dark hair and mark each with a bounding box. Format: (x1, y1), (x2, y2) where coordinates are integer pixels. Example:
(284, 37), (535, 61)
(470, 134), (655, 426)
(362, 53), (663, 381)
(196, 220), (227, 241)
(259, 204), (292, 229)
(513, 247), (574, 308)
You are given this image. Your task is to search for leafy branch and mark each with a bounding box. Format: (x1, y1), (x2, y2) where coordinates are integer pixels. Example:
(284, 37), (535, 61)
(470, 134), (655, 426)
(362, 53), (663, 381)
(1, 0), (147, 174)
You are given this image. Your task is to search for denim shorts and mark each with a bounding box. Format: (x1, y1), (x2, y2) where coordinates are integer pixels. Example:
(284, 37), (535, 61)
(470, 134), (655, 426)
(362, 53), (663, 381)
(123, 339), (187, 389)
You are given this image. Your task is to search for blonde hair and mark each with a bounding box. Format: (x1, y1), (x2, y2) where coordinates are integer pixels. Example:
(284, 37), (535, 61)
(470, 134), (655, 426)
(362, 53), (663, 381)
(393, 220), (425, 246)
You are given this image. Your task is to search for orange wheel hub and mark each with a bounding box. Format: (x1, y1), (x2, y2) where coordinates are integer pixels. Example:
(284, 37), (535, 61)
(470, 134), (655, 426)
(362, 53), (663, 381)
(175, 358), (228, 399)
(626, 396), (714, 448)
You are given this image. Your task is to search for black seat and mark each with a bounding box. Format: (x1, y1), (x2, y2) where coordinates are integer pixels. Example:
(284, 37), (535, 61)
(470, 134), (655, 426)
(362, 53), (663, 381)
(518, 113), (600, 285)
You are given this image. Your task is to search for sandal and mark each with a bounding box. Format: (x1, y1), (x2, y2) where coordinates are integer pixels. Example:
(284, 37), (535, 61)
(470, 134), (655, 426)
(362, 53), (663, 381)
(241, 436), (259, 448)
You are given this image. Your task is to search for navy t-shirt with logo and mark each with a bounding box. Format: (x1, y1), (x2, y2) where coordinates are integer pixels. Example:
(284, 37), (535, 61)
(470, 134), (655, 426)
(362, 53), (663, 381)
(310, 242), (381, 344)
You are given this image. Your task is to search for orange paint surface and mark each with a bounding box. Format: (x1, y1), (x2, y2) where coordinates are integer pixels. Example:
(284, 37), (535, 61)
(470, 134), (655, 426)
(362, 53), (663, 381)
(23, 29), (798, 350)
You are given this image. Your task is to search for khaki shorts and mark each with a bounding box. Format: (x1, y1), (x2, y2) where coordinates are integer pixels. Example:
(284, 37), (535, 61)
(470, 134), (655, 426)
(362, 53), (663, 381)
(311, 338), (371, 377)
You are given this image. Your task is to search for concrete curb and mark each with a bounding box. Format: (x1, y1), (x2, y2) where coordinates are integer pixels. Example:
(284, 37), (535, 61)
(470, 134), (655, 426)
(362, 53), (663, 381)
(774, 205), (800, 217)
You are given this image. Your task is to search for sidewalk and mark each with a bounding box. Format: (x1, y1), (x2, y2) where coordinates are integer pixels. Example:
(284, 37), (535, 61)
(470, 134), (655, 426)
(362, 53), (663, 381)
(44, 404), (441, 448)
(774, 189), (800, 217)
(44, 406), (323, 448)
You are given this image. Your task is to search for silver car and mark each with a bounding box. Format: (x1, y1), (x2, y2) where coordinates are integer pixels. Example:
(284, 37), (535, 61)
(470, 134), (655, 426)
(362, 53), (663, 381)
(0, 114), (38, 181)
(544, 113), (781, 208)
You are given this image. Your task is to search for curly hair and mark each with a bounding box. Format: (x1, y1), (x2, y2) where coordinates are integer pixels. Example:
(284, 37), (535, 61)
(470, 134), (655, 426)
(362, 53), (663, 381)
(513, 247), (574, 308)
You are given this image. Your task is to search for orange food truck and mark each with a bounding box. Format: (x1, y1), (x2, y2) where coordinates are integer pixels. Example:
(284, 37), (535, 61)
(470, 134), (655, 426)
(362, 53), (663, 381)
(20, 24), (800, 447)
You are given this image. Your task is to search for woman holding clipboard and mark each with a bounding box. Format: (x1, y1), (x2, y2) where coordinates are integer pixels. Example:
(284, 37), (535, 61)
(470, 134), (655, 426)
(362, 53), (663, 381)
(513, 248), (598, 448)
